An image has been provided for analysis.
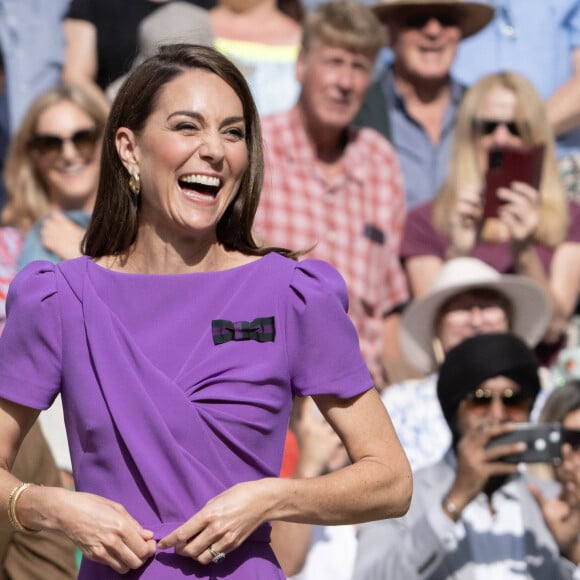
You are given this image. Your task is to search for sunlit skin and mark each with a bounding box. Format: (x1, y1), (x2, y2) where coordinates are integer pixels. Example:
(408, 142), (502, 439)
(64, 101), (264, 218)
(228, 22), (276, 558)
(435, 290), (510, 354)
(475, 85), (524, 172)
(115, 69), (249, 266)
(390, 10), (461, 83)
(296, 40), (374, 137)
(32, 100), (100, 211)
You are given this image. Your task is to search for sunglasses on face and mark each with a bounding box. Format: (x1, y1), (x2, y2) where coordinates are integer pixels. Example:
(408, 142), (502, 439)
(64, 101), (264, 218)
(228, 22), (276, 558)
(472, 118), (522, 137)
(402, 11), (459, 29)
(464, 387), (533, 411)
(28, 127), (100, 161)
(562, 428), (580, 451)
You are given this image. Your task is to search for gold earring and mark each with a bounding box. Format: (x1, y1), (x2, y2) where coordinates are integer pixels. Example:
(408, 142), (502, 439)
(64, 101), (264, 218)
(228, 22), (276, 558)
(129, 171), (140, 195)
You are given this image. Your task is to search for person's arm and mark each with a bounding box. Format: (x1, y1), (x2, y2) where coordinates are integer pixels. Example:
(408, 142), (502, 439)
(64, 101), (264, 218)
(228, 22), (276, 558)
(0, 397), (156, 574)
(403, 255), (443, 298)
(271, 397), (344, 576)
(546, 48), (580, 137)
(62, 18), (110, 112)
(498, 181), (580, 343)
(158, 388), (412, 565)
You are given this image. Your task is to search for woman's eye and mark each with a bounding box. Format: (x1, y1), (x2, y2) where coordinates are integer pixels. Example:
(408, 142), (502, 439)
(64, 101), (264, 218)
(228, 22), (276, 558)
(176, 122), (197, 132)
(225, 127), (245, 140)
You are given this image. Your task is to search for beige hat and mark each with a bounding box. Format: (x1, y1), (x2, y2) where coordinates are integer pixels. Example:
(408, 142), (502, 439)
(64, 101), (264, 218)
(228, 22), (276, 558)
(372, 0), (494, 39)
(400, 257), (552, 374)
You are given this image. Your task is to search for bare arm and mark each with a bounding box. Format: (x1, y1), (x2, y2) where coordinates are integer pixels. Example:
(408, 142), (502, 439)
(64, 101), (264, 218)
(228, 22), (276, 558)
(0, 397), (156, 574)
(62, 18), (111, 112)
(546, 48), (580, 137)
(403, 255), (444, 298)
(159, 388), (412, 565)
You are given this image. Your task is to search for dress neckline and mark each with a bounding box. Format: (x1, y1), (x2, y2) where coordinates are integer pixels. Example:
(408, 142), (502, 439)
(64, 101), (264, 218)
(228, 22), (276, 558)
(83, 252), (278, 279)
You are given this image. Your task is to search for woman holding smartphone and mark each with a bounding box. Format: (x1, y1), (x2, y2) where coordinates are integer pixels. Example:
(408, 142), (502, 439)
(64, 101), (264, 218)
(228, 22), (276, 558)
(400, 71), (580, 354)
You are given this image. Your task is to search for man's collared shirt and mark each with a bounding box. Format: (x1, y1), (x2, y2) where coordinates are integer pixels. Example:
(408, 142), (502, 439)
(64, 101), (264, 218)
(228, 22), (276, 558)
(452, 0), (580, 156)
(254, 106), (408, 389)
(382, 66), (466, 209)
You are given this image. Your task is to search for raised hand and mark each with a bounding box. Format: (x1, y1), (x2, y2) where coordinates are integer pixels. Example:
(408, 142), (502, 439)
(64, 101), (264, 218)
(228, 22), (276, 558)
(497, 181), (541, 250)
(447, 184), (484, 258)
(40, 211), (86, 260)
(444, 422), (523, 517)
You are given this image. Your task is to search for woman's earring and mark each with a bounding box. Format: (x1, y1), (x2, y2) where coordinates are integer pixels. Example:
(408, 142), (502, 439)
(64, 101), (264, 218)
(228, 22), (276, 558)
(129, 171), (140, 195)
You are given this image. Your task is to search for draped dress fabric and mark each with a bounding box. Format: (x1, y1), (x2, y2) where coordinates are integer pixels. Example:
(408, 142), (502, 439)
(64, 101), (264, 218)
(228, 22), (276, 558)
(0, 252), (372, 579)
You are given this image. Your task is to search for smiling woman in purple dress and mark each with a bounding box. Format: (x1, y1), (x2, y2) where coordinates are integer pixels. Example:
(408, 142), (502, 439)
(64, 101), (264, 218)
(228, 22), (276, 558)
(0, 44), (411, 578)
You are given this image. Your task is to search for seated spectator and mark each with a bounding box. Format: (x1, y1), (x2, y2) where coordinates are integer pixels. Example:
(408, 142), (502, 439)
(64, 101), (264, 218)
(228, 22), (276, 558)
(209, 0), (303, 115)
(451, 0), (580, 158)
(401, 71), (580, 358)
(355, 0), (494, 208)
(253, 0), (409, 388)
(355, 333), (580, 579)
(1, 82), (107, 487)
(2, 83), (107, 268)
(384, 256), (551, 471)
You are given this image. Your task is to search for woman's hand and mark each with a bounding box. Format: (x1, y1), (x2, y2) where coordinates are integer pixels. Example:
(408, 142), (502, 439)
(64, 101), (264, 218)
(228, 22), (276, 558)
(497, 181), (540, 251)
(447, 184), (484, 259)
(39, 488), (156, 574)
(40, 212), (86, 260)
(158, 479), (274, 565)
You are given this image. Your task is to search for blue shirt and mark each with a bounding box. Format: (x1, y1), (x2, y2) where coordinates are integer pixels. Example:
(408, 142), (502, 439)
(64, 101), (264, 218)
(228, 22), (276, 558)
(382, 67), (465, 209)
(0, 0), (69, 134)
(452, 0), (580, 156)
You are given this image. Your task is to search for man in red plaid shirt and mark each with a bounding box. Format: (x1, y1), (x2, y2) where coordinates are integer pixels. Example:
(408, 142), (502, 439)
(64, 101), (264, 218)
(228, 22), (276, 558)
(253, 0), (409, 391)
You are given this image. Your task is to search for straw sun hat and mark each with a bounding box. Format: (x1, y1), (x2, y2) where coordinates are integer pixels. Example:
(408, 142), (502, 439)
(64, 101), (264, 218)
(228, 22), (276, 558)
(400, 257), (552, 375)
(372, 0), (494, 39)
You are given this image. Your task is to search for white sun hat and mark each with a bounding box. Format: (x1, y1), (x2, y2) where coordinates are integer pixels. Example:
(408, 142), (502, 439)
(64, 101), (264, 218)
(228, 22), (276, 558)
(400, 257), (552, 374)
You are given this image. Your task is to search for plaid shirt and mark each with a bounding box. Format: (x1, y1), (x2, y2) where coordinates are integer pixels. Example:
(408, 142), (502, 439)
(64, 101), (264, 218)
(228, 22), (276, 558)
(254, 106), (408, 389)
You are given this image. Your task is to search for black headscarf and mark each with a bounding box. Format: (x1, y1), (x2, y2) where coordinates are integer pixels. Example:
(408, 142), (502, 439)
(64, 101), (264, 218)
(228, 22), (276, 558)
(437, 333), (541, 436)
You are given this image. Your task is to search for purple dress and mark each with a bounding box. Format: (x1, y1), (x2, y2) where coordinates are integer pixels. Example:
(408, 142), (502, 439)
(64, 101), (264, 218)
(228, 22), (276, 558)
(0, 253), (372, 579)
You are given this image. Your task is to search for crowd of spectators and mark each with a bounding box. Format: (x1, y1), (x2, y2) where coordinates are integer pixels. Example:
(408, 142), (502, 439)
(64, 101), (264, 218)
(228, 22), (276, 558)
(2, 0), (580, 578)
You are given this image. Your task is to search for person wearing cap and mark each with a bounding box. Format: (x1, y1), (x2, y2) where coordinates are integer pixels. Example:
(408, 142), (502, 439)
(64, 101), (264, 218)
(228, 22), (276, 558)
(253, 0), (409, 390)
(355, 333), (580, 580)
(355, 0), (494, 209)
(382, 256), (551, 472)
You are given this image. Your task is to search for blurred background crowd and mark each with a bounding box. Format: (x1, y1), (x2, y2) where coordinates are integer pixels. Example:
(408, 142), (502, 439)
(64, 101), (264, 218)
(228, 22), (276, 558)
(2, 0), (580, 578)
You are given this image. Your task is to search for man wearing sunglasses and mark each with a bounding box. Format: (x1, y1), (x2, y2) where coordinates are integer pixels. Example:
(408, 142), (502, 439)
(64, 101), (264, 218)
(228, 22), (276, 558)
(383, 256), (551, 472)
(355, 0), (494, 209)
(355, 333), (580, 579)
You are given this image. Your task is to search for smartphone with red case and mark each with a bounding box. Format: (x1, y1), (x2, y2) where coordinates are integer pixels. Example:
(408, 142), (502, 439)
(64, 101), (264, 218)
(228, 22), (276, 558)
(483, 144), (545, 219)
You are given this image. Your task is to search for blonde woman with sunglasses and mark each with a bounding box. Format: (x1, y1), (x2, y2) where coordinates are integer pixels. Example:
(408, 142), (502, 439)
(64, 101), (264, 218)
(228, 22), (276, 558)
(1, 83), (107, 269)
(401, 71), (580, 356)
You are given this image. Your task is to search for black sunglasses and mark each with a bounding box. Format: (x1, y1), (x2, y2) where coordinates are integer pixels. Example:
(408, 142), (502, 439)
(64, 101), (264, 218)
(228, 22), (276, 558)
(464, 387), (533, 410)
(403, 12), (459, 29)
(28, 127), (100, 161)
(472, 118), (522, 137)
(562, 428), (580, 450)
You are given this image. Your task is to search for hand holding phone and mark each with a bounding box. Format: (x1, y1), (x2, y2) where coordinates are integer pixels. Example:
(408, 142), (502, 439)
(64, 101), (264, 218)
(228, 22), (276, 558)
(483, 145), (545, 219)
(485, 422), (562, 464)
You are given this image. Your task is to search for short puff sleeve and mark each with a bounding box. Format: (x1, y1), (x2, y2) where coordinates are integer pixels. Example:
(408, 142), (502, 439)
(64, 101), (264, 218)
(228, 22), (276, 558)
(285, 259), (373, 398)
(0, 261), (62, 409)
